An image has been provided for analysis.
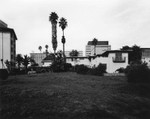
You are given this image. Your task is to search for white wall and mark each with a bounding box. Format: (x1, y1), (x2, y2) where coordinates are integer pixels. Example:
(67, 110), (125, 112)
(107, 53), (128, 73)
(66, 52), (129, 73)
(0, 32), (11, 69)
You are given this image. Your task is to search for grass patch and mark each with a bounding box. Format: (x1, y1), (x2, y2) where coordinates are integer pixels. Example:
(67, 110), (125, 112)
(0, 72), (150, 119)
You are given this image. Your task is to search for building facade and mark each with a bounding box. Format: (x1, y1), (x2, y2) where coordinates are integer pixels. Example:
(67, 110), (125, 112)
(30, 53), (46, 66)
(85, 41), (111, 56)
(66, 50), (129, 73)
(0, 20), (17, 69)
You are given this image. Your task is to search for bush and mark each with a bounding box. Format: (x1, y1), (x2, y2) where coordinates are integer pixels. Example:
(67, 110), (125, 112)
(88, 63), (106, 76)
(116, 67), (125, 73)
(125, 62), (150, 83)
(75, 64), (89, 74)
(0, 69), (8, 80)
(50, 62), (72, 72)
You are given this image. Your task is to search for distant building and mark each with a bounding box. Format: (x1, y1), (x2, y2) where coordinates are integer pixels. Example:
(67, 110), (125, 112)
(0, 20), (17, 69)
(65, 50), (83, 57)
(30, 53), (46, 66)
(85, 41), (111, 56)
(141, 48), (150, 67)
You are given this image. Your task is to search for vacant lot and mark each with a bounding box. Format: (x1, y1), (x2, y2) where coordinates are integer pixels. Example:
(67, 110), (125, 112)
(0, 72), (150, 119)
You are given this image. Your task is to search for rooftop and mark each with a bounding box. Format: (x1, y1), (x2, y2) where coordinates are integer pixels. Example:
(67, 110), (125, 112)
(0, 27), (17, 40)
(87, 41), (109, 45)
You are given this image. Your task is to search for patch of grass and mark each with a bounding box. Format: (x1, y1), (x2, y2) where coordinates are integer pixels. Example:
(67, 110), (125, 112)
(0, 72), (150, 119)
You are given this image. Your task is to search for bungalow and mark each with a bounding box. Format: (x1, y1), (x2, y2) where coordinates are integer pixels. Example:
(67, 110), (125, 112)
(66, 50), (130, 73)
(42, 50), (130, 73)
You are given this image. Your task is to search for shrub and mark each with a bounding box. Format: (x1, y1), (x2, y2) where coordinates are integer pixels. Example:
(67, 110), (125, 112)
(125, 62), (150, 83)
(88, 63), (106, 76)
(116, 67), (125, 73)
(0, 69), (8, 80)
(76, 64), (89, 74)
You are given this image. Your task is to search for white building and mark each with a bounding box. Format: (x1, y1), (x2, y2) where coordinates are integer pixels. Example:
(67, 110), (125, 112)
(85, 41), (111, 56)
(66, 50), (129, 73)
(30, 53), (46, 66)
(0, 20), (17, 69)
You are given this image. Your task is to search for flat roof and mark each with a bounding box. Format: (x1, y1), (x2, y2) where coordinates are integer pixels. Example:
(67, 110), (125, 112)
(0, 27), (17, 40)
(101, 50), (131, 57)
(87, 41), (109, 45)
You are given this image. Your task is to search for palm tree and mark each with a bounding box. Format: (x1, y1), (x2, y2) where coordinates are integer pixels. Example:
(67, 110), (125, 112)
(38, 46), (42, 63)
(49, 12), (59, 54)
(45, 45), (49, 56)
(38, 46), (42, 53)
(59, 17), (68, 61)
(92, 38), (98, 55)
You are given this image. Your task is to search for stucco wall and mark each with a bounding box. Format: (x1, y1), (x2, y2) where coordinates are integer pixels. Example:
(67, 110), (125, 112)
(107, 53), (128, 73)
(0, 32), (11, 69)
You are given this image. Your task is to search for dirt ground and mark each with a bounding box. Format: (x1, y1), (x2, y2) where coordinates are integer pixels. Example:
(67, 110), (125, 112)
(0, 72), (150, 119)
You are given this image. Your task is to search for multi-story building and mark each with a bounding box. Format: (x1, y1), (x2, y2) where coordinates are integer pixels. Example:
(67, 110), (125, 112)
(0, 20), (17, 69)
(65, 50), (83, 57)
(85, 41), (111, 56)
(30, 53), (46, 66)
(141, 48), (150, 67)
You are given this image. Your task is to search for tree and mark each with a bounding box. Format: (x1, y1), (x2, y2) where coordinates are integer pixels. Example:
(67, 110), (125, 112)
(45, 45), (49, 56)
(49, 12), (59, 54)
(16, 54), (23, 70)
(69, 50), (79, 57)
(59, 17), (68, 61)
(22, 55), (30, 73)
(38, 46), (42, 53)
(121, 45), (142, 63)
(92, 38), (98, 55)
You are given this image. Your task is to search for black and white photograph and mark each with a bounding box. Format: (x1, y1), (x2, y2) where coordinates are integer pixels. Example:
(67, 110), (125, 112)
(0, 0), (150, 118)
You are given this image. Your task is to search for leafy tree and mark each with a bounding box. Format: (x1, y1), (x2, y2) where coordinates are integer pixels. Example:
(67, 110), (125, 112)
(22, 55), (30, 73)
(121, 45), (142, 63)
(59, 17), (68, 60)
(92, 38), (98, 55)
(69, 50), (79, 57)
(49, 12), (59, 54)
(16, 54), (23, 70)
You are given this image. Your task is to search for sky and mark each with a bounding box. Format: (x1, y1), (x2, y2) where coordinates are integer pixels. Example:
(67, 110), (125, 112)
(0, 0), (150, 56)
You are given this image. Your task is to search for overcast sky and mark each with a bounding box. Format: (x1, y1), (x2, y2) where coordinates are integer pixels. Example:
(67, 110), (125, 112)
(0, 0), (150, 55)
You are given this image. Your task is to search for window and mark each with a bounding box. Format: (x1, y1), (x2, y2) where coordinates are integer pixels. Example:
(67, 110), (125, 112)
(113, 52), (126, 63)
(115, 52), (122, 61)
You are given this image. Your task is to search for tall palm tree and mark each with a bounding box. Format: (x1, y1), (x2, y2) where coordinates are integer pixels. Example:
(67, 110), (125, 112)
(92, 38), (98, 55)
(45, 45), (49, 56)
(38, 46), (42, 62)
(59, 17), (68, 61)
(49, 12), (59, 54)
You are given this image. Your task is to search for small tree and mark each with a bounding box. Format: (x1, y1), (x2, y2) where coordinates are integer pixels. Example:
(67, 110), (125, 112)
(16, 54), (23, 70)
(92, 38), (98, 55)
(22, 55), (30, 73)
(69, 50), (79, 57)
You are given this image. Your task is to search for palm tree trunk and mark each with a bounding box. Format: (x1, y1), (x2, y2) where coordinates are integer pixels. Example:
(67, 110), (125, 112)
(63, 43), (66, 63)
(94, 46), (96, 55)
